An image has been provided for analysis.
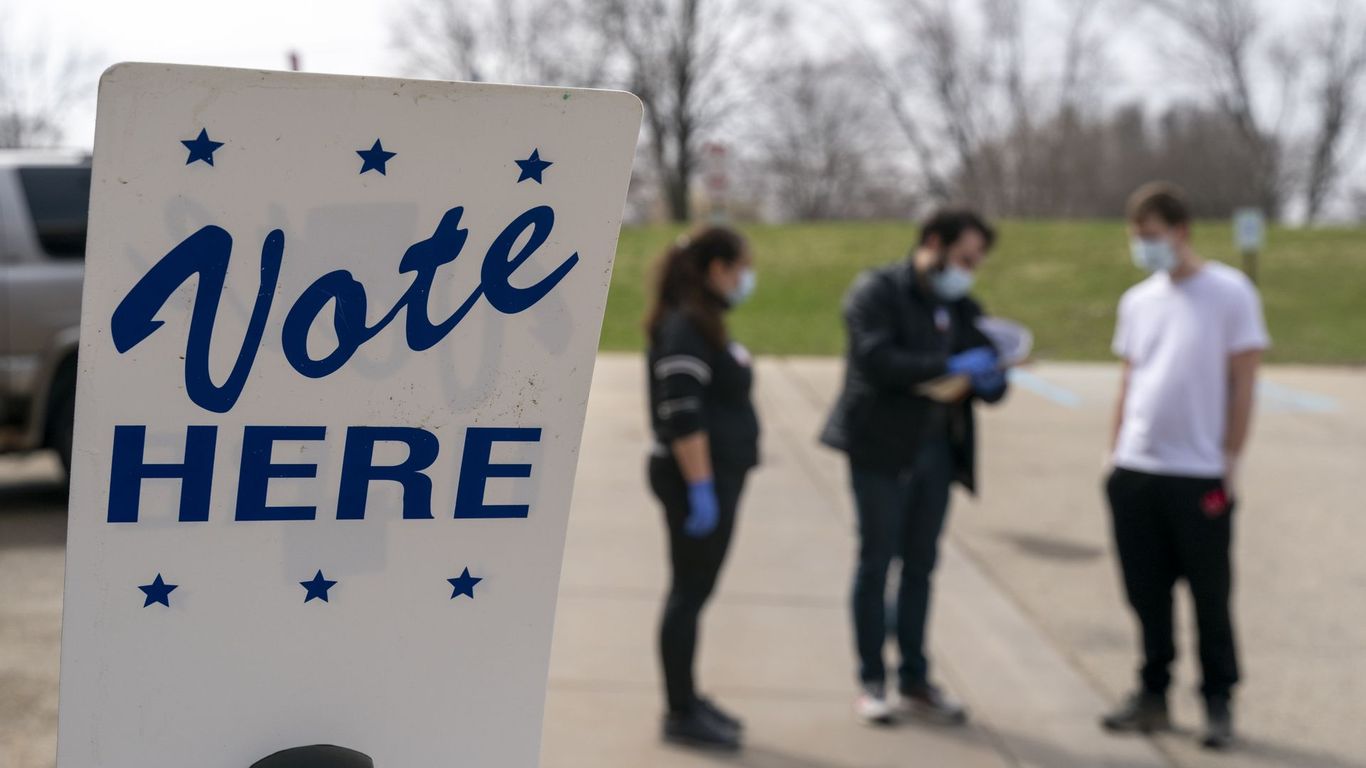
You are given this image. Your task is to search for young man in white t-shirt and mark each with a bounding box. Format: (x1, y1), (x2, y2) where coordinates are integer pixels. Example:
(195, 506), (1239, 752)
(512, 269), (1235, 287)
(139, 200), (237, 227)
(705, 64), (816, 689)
(1100, 183), (1269, 751)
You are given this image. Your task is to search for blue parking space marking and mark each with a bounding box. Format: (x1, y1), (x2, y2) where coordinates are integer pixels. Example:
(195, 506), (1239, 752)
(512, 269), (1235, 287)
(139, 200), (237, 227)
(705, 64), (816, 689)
(1258, 380), (1341, 414)
(1008, 369), (1083, 408)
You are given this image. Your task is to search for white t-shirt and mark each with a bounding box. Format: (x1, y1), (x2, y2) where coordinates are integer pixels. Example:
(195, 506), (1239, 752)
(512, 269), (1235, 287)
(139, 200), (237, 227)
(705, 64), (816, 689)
(1112, 261), (1270, 478)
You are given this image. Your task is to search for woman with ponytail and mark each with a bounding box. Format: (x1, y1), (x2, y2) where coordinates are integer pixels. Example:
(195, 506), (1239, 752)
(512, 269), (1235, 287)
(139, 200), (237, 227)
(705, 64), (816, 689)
(644, 226), (759, 751)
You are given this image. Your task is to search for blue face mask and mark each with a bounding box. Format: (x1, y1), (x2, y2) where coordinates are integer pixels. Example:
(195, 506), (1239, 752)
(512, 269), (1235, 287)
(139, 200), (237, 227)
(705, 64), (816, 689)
(726, 267), (756, 306)
(1130, 237), (1177, 273)
(931, 264), (974, 301)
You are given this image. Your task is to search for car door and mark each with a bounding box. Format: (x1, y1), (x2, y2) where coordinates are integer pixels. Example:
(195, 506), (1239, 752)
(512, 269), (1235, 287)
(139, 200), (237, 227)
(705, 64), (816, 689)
(4, 163), (89, 441)
(0, 166), (20, 427)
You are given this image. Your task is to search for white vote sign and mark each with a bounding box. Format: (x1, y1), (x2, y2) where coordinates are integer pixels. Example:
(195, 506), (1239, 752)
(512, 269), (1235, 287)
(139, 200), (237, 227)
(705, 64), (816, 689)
(57, 63), (640, 767)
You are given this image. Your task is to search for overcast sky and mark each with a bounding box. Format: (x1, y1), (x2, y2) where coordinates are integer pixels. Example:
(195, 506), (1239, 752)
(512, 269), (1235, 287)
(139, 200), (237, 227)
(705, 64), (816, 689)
(1, 0), (1337, 154)
(5, 0), (1160, 148)
(6, 0), (402, 146)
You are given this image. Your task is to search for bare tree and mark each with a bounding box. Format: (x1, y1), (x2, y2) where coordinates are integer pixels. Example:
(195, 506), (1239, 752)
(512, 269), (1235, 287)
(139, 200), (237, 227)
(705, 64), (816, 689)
(388, 0), (1364, 223)
(1145, 0), (1287, 216)
(752, 59), (884, 220)
(392, 0), (610, 86)
(847, 0), (1116, 214)
(886, 1), (997, 207)
(1301, 0), (1366, 223)
(1058, 0), (1111, 113)
(588, 0), (756, 223)
(980, 0), (1030, 212)
(395, 0), (760, 223)
(0, 20), (92, 148)
(846, 34), (953, 204)
(1038, 0), (1114, 216)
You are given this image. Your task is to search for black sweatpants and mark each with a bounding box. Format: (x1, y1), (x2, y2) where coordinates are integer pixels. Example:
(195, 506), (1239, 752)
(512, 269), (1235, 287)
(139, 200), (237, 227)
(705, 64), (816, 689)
(1106, 467), (1240, 701)
(649, 454), (748, 715)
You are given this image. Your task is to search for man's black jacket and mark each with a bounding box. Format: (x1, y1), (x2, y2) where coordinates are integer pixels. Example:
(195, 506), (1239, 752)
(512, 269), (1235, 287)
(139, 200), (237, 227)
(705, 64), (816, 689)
(818, 259), (1007, 492)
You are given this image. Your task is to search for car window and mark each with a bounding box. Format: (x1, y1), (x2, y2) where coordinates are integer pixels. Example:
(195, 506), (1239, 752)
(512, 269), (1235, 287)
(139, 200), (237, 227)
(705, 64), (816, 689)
(17, 165), (91, 259)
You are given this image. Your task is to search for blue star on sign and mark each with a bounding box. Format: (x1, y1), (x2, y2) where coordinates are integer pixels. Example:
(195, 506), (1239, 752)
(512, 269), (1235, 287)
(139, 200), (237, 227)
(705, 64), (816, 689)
(138, 574), (178, 607)
(447, 568), (483, 600)
(300, 570), (338, 603)
(356, 139), (397, 175)
(515, 148), (553, 183)
(181, 128), (224, 166)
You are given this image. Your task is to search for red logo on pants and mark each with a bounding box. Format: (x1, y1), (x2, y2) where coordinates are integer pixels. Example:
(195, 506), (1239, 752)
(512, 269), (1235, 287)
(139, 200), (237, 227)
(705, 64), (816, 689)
(1201, 488), (1230, 518)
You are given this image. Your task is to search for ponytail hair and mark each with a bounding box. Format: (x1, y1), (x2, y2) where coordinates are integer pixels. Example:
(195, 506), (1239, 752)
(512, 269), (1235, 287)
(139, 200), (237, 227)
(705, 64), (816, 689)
(644, 226), (747, 350)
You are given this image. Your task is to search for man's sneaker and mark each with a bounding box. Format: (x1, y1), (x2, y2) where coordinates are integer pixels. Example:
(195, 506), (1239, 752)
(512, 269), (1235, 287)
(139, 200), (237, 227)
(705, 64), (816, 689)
(1201, 696), (1235, 750)
(899, 683), (969, 726)
(695, 696), (743, 734)
(855, 683), (895, 726)
(1100, 691), (1171, 733)
(662, 711), (741, 752)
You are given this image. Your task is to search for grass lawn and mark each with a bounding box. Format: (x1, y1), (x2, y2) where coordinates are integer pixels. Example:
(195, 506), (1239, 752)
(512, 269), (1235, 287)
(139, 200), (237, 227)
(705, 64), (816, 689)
(600, 219), (1365, 364)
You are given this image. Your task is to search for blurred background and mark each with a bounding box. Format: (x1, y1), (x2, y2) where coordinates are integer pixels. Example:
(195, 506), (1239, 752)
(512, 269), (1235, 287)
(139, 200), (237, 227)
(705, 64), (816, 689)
(6, 0), (1365, 363)
(9, 0), (1366, 225)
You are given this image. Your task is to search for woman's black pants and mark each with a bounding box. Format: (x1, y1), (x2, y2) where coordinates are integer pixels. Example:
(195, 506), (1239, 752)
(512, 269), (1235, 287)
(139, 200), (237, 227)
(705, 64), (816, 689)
(649, 454), (748, 716)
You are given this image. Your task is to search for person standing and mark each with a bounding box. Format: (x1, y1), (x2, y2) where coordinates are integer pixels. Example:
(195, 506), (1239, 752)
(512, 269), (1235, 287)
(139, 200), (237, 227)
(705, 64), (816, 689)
(645, 227), (759, 751)
(820, 209), (1008, 725)
(1101, 183), (1269, 750)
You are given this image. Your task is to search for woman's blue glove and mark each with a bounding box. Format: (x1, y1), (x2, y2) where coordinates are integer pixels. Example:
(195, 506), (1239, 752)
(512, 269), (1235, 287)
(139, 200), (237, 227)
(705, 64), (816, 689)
(685, 479), (720, 538)
(947, 347), (999, 378)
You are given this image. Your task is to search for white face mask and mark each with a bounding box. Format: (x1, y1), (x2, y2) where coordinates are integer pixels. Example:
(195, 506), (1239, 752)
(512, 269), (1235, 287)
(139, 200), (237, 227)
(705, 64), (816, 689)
(931, 264), (974, 301)
(1130, 237), (1178, 273)
(726, 267), (756, 306)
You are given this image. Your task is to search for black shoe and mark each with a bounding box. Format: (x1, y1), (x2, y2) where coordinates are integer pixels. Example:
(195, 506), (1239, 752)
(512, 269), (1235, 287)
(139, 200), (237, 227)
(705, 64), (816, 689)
(663, 711), (742, 752)
(695, 696), (744, 734)
(1202, 696), (1235, 750)
(1101, 691), (1171, 733)
(898, 683), (969, 726)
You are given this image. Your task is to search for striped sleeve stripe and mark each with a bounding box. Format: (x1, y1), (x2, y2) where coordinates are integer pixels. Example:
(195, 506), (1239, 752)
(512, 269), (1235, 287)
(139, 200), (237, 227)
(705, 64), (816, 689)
(653, 355), (712, 384)
(656, 396), (702, 418)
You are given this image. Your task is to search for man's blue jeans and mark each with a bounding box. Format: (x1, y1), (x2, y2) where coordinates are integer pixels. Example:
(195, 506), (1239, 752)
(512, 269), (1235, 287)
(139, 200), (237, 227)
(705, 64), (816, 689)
(849, 438), (954, 691)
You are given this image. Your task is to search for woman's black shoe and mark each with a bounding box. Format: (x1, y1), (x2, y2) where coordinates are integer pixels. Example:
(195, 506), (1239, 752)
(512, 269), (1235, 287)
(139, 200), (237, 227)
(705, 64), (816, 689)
(1201, 695), (1235, 750)
(695, 696), (744, 733)
(663, 710), (742, 751)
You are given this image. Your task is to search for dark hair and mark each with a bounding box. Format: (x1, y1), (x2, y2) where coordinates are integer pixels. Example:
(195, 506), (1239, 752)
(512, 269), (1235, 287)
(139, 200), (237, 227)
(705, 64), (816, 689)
(644, 226), (747, 350)
(1126, 182), (1191, 226)
(917, 208), (996, 250)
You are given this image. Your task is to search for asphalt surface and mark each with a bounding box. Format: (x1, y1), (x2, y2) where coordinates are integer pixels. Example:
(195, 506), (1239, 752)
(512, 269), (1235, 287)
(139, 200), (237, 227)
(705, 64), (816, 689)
(3, 356), (1363, 768)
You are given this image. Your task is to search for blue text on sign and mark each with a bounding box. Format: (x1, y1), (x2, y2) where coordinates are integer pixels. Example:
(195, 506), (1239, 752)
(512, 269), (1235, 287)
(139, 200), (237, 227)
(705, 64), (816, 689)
(110, 205), (577, 414)
(107, 425), (542, 523)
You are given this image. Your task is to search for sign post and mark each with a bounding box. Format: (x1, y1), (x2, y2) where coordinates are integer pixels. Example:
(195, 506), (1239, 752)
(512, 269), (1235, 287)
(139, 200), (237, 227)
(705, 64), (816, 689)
(702, 141), (730, 223)
(1233, 207), (1265, 284)
(56, 63), (640, 767)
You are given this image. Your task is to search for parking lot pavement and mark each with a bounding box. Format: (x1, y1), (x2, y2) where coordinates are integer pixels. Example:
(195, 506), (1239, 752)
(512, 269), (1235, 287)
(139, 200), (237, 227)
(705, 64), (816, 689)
(7, 354), (1359, 768)
(547, 355), (1166, 768)
(780, 357), (1366, 768)
(0, 454), (66, 768)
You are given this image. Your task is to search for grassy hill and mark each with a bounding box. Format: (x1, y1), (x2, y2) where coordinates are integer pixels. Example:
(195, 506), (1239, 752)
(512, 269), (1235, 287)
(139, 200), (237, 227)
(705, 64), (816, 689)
(600, 219), (1364, 364)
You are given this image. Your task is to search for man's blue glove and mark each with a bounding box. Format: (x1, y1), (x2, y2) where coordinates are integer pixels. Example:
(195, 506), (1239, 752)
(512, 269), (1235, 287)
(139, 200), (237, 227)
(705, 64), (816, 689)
(685, 479), (720, 538)
(947, 347), (998, 378)
(972, 368), (1007, 398)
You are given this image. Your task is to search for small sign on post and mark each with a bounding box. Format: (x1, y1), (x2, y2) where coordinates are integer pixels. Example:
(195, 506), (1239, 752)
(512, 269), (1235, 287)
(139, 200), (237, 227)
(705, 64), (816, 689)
(1233, 207), (1265, 284)
(57, 63), (640, 767)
